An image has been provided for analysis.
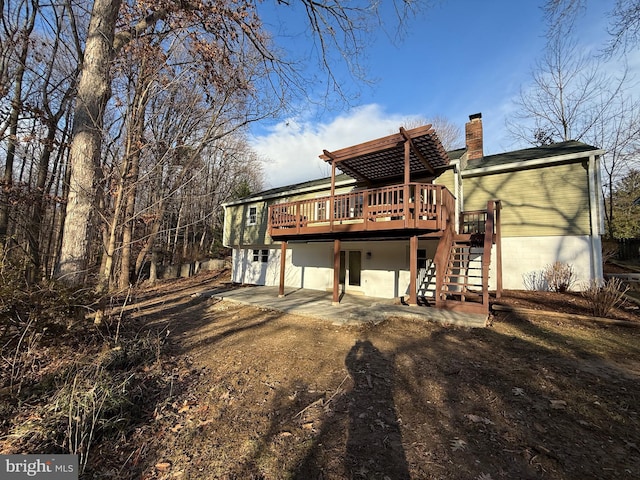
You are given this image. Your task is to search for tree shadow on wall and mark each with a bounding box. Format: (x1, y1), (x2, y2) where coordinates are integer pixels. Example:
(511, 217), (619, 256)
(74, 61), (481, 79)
(344, 340), (410, 480)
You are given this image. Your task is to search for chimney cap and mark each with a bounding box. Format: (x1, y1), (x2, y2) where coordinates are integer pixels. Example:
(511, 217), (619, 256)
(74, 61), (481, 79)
(469, 112), (482, 121)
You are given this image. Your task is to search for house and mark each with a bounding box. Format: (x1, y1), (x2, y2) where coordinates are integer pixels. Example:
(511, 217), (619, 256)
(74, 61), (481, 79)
(222, 114), (605, 316)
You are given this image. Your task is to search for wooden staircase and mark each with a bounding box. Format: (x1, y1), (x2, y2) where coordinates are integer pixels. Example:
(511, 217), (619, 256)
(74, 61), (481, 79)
(434, 200), (502, 316)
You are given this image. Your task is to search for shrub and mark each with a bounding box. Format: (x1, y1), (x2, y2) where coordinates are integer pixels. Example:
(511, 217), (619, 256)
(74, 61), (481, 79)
(542, 262), (575, 292)
(582, 277), (629, 318)
(522, 271), (546, 290)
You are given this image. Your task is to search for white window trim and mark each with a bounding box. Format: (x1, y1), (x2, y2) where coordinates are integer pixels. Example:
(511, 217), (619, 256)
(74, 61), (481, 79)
(252, 249), (268, 263)
(247, 206), (257, 226)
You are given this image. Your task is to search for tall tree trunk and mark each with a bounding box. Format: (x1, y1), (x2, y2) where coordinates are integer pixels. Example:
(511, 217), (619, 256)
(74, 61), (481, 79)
(119, 75), (148, 289)
(119, 155), (139, 288)
(55, 0), (122, 286)
(0, 3), (36, 250)
(97, 156), (128, 293)
(26, 124), (56, 283)
(134, 165), (165, 278)
(51, 147), (72, 277)
(43, 124), (70, 277)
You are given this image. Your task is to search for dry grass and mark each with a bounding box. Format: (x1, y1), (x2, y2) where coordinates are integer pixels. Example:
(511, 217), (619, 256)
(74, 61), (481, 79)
(2, 270), (640, 479)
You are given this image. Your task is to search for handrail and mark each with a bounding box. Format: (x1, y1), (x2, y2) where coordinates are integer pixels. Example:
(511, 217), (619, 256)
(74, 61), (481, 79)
(461, 210), (488, 234)
(434, 199), (456, 307)
(434, 211), (453, 307)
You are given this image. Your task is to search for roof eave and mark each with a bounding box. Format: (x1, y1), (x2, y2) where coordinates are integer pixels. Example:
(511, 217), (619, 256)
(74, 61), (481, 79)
(221, 176), (357, 207)
(462, 148), (606, 178)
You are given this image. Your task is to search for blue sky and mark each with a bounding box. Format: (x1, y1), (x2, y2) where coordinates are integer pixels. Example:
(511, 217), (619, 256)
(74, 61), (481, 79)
(250, 0), (616, 188)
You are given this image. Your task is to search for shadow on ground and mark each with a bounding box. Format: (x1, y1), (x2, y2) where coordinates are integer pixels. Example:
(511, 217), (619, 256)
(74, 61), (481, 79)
(90, 272), (640, 479)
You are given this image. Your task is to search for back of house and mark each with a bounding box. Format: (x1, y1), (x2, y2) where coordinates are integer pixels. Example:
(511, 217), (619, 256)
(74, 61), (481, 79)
(222, 114), (604, 309)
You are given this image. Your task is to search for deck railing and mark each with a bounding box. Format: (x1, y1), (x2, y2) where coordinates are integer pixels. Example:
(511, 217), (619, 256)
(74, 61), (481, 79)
(269, 183), (455, 236)
(460, 210), (494, 235)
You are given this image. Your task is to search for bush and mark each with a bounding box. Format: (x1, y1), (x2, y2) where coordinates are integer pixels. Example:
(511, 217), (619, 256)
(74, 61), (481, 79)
(542, 262), (575, 292)
(8, 328), (169, 474)
(582, 277), (629, 317)
(1, 261), (96, 335)
(1, 260), (97, 395)
(522, 271), (545, 290)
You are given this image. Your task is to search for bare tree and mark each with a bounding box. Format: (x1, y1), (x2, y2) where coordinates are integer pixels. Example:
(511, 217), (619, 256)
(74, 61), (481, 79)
(0, 0), (82, 282)
(55, 0), (128, 286)
(400, 115), (463, 151)
(586, 95), (640, 237)
(508, 29), (640, 237)
(24, 2), (82, 282)
(545, 0), (640, 55)
(55, 0), (435, 287)
(0, 0), (37, 251)
(507, 35), (628, 145)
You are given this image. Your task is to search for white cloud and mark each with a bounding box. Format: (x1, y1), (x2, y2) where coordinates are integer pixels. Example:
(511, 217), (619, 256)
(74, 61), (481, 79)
(250, 104), (422, 188)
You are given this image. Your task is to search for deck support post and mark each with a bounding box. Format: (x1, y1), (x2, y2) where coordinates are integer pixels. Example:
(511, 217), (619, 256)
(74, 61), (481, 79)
(278, 241), (287, 298)
(409, 235), (418, 306)
(332, 239), (341, 305)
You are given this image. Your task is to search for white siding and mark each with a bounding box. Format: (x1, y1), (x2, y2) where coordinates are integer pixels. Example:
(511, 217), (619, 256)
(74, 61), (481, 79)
(232, 234), (602, 295)
(500, 235), (602, 290)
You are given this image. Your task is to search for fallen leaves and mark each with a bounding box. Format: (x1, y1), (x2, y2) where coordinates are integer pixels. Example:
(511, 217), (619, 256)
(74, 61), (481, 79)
(155, 461), (171, 472)
(464, 414), (494, 425)
(550, 399), (567, 409)
(450, 438), (467, 452)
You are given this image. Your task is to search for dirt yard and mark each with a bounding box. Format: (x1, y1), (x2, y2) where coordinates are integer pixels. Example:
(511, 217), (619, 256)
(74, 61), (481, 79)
(2, 270), (639, 480)
(80, 270), (639, 480)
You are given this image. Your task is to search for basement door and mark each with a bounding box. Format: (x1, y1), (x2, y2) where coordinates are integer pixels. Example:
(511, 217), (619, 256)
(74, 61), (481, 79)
(339, 250), (362, 293)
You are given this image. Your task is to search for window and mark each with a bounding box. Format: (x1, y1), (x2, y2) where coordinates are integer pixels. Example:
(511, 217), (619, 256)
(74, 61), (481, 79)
(418, 249), (428, 269)
(252, 249), (268, 263)
(247, 206), (257, 225)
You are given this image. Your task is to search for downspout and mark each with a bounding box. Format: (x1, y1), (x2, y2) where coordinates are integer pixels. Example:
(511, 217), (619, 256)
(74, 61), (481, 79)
(588, 155), (603, 281)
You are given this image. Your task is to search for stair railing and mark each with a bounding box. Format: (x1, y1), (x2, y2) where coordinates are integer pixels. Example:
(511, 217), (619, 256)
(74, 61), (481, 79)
(434, 203), (455, 308)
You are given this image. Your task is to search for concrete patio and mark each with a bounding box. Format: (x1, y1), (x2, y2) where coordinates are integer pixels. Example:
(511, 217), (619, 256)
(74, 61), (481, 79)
(210, 285), (488, 328)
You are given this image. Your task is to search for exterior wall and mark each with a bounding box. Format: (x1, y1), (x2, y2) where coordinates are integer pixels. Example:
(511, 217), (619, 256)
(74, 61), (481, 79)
(226, 156), (603, 296)
(224, 201), (272, 247)
(232, 239), (440, 299)
(433, 167), (456, 196)
(231, 234), (601, 293)
(500, 235), (602, 290)
(231, 246), (281, 285)
(463, 162), (591, 237)
(223, 182), (356, 248)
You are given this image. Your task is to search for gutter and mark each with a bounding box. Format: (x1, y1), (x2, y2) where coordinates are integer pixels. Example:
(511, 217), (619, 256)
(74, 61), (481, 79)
(222, 177), (357, 207)
(462, 149), (606, 178)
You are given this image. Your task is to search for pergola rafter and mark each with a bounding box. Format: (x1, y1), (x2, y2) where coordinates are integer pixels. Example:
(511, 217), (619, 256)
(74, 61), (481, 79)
(319, 123), (450, 183)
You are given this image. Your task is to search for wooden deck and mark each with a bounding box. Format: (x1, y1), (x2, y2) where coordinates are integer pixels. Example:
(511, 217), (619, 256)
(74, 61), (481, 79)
(268, 183), (456, 238)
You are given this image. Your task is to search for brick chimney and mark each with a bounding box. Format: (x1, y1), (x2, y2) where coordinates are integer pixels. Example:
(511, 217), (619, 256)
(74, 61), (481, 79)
(465, 113), (483, 161)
